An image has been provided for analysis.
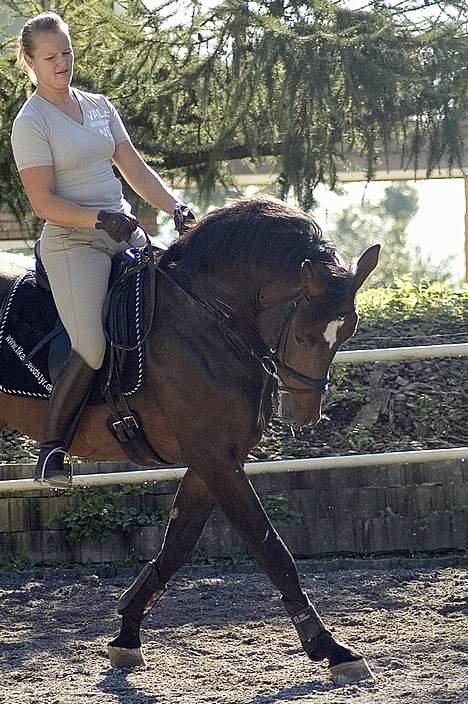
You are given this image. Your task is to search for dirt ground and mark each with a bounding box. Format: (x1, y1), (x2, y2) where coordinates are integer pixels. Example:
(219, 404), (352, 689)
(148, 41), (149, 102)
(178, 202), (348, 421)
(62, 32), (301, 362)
(1, 557), (467, 704)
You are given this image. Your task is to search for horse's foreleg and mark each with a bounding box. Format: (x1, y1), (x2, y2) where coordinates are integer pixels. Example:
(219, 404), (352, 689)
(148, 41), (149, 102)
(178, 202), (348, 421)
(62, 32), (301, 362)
(192, 457), (373, 684)
(108, 468), (214, 668)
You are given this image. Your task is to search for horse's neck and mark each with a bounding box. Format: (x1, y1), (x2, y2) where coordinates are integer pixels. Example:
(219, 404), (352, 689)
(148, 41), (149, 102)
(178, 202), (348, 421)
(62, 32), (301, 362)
(177, 272), (256, 319)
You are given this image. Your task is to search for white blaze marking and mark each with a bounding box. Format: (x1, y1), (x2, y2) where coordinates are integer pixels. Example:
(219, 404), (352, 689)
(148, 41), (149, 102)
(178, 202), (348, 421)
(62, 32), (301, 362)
(323, 319), (345, 349)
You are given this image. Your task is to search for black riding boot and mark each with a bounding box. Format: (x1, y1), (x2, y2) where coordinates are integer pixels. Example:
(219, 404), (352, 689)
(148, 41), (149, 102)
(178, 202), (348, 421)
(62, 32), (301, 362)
(35, 350), (96, 487)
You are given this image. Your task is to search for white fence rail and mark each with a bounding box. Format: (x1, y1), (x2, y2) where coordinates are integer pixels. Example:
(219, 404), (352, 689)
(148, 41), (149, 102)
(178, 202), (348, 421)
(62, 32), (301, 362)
(334, 342), (468, 364)
(1, 342), (467, 494)
(0, 447), (466, 494)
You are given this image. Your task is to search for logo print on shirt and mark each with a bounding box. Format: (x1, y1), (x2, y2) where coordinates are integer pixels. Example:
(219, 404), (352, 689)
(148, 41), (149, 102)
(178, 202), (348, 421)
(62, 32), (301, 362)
(87, 108), (112, 140)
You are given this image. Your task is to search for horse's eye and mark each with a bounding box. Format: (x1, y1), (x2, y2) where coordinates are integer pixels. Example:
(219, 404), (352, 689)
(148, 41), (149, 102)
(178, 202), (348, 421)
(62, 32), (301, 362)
(295, 334), (305, 347)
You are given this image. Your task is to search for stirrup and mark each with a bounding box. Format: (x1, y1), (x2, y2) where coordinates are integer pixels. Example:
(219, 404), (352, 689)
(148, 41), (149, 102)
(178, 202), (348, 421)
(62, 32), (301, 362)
(35, 447), (73, 488)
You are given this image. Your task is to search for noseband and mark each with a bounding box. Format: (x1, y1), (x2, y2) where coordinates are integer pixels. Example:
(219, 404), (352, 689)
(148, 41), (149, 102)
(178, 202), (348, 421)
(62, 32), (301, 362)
(261, 298), (330, 396)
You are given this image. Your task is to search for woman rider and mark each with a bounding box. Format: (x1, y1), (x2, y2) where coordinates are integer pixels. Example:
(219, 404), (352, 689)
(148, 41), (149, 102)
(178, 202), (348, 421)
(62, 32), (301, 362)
(11, 11), (193, 487)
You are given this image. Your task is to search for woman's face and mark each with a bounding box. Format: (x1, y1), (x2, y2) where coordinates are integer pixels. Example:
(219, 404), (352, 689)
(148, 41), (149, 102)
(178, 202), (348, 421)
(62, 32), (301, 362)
(26, 29), (74, 90)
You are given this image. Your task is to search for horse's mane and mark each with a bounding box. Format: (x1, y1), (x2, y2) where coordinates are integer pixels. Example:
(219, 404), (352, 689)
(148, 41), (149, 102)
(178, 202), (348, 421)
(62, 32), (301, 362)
(159, 196), (352, 296)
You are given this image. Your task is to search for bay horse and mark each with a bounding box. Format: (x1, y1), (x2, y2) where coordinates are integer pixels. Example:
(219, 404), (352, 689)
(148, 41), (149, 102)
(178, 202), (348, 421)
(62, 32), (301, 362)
(0, 196), (379, 684)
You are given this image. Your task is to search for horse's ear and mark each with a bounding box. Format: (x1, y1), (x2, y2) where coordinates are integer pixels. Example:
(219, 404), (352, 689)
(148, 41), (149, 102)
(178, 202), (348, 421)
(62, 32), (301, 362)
(353, 245), (381, 291)
(301, 260), (325, 297)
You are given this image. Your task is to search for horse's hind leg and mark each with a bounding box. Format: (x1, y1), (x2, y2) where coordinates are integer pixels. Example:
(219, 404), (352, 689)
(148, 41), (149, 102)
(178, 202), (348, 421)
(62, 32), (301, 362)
(190, 454), (373, 684)
(108, 468), (215, 667)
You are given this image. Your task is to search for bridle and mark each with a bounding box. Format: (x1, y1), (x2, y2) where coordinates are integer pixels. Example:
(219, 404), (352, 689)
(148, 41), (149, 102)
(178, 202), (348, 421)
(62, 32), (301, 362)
(152, 255), (330, 398)
(202, 291), (331, 427)
(128, 234), (330, 408)
(262, 296), (330, 395)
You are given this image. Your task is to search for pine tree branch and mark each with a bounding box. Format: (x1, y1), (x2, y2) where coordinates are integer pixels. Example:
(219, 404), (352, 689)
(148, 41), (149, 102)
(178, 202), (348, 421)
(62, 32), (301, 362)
(143, 141), (284, 170)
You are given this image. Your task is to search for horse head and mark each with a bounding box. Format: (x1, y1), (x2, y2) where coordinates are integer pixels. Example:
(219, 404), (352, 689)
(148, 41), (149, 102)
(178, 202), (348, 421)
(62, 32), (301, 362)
(274, 245), (380, 426)
(159, 196), (380, 428)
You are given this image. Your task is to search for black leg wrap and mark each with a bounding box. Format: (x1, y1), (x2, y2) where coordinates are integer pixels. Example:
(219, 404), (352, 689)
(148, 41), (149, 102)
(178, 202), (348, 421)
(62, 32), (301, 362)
(282, 596), (326, 641)
(118, 560), (167, 617)
(282, 595), (331, 660)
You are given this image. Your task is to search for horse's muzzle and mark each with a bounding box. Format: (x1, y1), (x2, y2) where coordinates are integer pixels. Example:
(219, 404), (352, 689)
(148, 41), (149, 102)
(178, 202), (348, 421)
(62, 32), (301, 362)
(276, 390), (322, 427)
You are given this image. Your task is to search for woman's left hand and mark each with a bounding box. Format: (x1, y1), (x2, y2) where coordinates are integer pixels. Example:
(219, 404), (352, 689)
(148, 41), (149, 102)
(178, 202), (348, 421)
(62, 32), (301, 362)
(95, 210), (138, 242)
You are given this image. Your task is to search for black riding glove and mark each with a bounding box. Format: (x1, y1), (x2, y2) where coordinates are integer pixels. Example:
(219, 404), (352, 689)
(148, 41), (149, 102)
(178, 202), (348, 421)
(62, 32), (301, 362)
(173, 202), (195, 235)
(95, 210), (138, 243)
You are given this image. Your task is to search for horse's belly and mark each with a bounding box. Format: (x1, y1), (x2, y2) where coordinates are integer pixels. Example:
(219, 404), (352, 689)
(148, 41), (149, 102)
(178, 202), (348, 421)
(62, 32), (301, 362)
(0, 392), (183, 465)
(74, 403), (183, 464)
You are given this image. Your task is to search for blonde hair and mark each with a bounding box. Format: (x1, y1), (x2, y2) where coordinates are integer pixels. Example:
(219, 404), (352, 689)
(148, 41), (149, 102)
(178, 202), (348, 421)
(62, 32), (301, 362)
(17, 11), (70, 84)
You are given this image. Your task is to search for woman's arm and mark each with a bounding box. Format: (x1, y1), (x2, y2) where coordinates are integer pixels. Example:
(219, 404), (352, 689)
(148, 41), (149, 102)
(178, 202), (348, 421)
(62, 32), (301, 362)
(113, 140), (179, 215)
(19, 165), (98, 229)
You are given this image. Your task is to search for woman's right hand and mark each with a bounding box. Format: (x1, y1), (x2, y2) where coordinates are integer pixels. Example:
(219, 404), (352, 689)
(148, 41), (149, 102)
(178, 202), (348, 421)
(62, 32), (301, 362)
(95, 210), (138, 242)
(173, 202), (195, 235)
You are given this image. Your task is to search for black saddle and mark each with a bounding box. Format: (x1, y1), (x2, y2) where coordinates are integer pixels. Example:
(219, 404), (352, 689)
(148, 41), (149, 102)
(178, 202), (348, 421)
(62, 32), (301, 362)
(0, 241), (168, 467)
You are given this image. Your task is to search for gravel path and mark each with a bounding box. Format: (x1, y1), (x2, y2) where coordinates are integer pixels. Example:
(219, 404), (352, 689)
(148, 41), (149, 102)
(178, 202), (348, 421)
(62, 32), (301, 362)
(1, 559), (467, 703)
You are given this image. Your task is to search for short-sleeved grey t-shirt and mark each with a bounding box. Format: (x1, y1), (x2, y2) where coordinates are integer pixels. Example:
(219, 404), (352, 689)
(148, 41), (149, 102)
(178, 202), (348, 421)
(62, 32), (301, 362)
(11, 89), (132, 225)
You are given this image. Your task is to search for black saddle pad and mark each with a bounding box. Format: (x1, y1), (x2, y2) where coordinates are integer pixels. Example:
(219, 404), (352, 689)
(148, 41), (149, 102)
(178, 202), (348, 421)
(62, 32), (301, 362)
(0, 261), (147, 403)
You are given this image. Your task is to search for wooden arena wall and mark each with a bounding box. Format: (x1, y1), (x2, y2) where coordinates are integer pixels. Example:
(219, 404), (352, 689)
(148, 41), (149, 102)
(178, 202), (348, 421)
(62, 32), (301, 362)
(0, 212), (26, 241)
(1, 459), (467, 564)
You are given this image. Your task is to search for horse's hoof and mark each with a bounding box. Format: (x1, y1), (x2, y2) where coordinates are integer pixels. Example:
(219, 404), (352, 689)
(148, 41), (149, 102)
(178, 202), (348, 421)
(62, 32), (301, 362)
(107, 645), (146, 669)
(329, 657), (375, 685)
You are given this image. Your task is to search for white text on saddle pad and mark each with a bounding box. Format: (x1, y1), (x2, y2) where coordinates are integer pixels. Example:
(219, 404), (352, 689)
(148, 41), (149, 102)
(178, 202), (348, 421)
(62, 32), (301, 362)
(323, 320), (344, 349)
(6, 334), (53, 393)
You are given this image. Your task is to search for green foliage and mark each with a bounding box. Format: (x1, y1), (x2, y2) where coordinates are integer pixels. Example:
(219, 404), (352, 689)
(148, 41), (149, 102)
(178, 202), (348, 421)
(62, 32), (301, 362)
(356, 280), (468, 323)
(413, 394), (435, 420)
(1, 1), (468, 214)
(325, 383), (368, 409)
(263, 494), (302, 523)
(382, 186), (418, 222)
(329, 183), (454, 286)
(0, 551), (33, 570)
(224, 547), (251, 566)
(189, 545), (251, 566)
(342, 424), (375, 452)
(60, 486), (165, 544)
